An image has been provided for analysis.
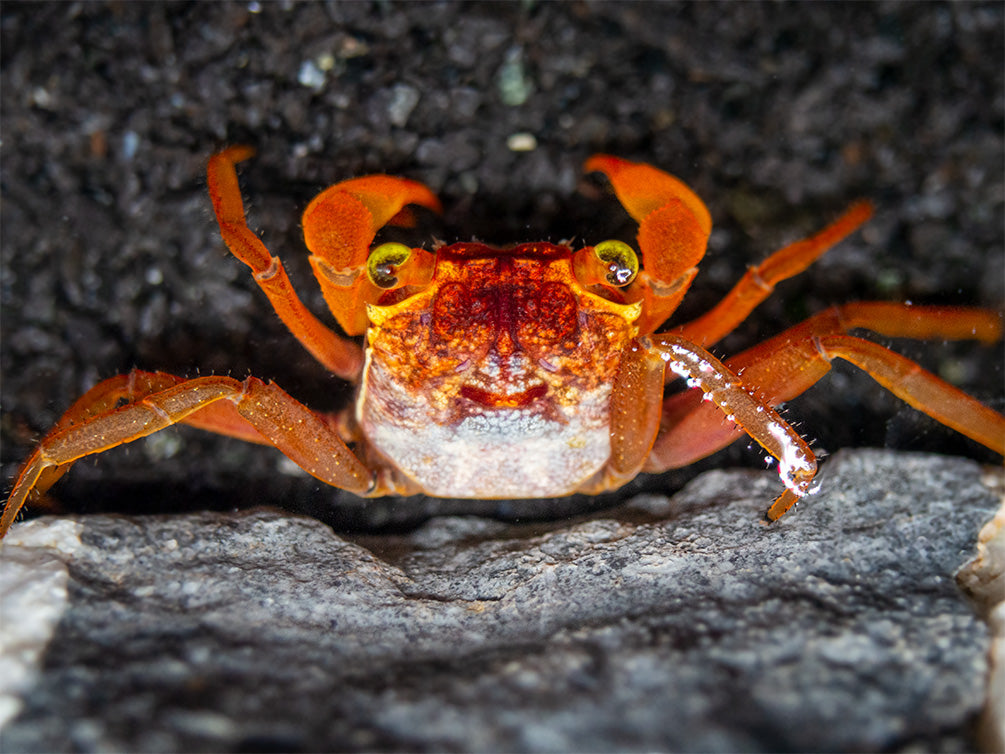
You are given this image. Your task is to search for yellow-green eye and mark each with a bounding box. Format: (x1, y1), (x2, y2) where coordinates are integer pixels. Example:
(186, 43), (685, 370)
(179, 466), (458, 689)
(593, 240), (638, 287)
(367, 242), (413, 289)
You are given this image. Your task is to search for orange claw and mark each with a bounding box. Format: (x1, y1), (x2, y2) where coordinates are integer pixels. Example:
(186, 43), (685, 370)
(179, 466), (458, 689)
(586, 155), (713, 334)
(585, 155), (711, 234)
(303, 174), (442, 335)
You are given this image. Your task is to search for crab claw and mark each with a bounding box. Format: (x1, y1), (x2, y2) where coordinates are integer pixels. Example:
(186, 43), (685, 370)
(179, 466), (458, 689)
(304, 175), (442, 335)
(586, 155), (712, 334)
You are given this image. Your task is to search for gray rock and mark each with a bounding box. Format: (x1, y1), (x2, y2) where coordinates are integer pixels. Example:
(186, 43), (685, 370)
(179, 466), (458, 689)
(0, 449), (999, 752)
(957, 493), (1005, 752)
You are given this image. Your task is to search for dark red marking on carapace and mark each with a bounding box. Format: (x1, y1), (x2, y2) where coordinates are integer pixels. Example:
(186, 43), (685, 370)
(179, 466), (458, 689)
(459, 383), (550, 408)
(421, 242), (580, 358)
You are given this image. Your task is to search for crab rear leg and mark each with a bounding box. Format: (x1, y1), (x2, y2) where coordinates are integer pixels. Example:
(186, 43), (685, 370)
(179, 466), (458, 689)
(674, 201), (875, 347)
(645, 303), (1005, 519)
(44, 370), (278, 447)
(1, 372), (372, 537)
(3, 371), (191, 518)
(586, 155), (713, 334)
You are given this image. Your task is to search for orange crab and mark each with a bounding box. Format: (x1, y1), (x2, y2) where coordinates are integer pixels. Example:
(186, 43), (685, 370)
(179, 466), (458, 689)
(2, 149), (1003, 537)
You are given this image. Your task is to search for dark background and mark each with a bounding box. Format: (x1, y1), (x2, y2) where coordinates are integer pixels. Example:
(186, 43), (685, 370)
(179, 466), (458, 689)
(2, 2), (1002, 528)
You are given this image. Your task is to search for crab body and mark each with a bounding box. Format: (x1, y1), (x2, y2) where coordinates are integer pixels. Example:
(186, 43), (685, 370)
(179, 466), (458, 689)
(2, 150), (1003, 537)
(358, 242), (640, 497)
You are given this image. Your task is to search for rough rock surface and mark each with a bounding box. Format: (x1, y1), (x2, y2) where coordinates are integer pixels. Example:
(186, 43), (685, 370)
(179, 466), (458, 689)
(1, 5), (1003, 751)
(0, 449), (1000, 753)
(957, 493), (1005, 752)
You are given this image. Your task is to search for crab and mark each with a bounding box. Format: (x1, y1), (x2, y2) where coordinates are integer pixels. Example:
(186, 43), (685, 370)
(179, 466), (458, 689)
(2, 149), (1003, 538)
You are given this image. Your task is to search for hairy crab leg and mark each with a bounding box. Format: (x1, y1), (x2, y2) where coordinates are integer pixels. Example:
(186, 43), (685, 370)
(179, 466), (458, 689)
(4, 371), (197, 515)
(208, 148), (365, 381)
(674, 201), (874, 347)
(657, 335), (818, 518)
(0, 374), (372, 537)
(47, 370), (281, 446)
(646, 303), (1005, 515)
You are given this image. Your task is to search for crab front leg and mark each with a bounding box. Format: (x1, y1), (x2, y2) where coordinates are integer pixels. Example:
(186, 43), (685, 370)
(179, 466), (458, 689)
(209, 149), (440, 375)
(607, 335), (816, 518)
(586, 155), (713, 334)
(0, 372), (373, 537)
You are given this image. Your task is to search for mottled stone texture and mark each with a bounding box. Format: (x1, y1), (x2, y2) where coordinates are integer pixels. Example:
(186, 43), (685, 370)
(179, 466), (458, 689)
(1, 3), (1002, 524)
(1, 4), (1003, 751)
(0, 450), (999, 752)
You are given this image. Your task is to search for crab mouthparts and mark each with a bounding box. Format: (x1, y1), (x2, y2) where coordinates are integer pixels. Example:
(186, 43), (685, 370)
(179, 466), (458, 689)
(459, 383), (548, 408)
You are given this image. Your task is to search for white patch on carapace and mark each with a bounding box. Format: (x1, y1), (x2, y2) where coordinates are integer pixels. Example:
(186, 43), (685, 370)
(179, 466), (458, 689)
(358, 356), (613, 498)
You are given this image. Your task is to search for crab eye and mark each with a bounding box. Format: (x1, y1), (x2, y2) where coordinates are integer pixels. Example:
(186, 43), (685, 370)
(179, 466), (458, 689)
(593, 240), (639, 287)
(367, 242), (413, 289)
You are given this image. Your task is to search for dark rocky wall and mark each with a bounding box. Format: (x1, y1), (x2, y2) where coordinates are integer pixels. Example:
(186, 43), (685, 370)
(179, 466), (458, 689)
(2, 2), (1002, 522)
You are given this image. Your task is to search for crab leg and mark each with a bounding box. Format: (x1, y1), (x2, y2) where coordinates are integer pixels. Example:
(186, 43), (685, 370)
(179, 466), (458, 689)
(1, 373), (372, 536)
(300, 166), (441, 336)
(611, 334), (818, 519)
(586, 155), (712, 334)
(46, 370), (278, 445)
(608, 341), (667, 477)
(674, 201), (874, 347)
(1, 371), (193, 515)
(646, 303), (1005, 518)
(208, 148), (366, 380)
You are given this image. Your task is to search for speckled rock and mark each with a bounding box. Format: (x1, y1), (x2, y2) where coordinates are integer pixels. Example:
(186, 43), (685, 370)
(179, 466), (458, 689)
(957, 495), (1005, 752)
(0, 449), (999, 752)
(1, 4), (1002, 751)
